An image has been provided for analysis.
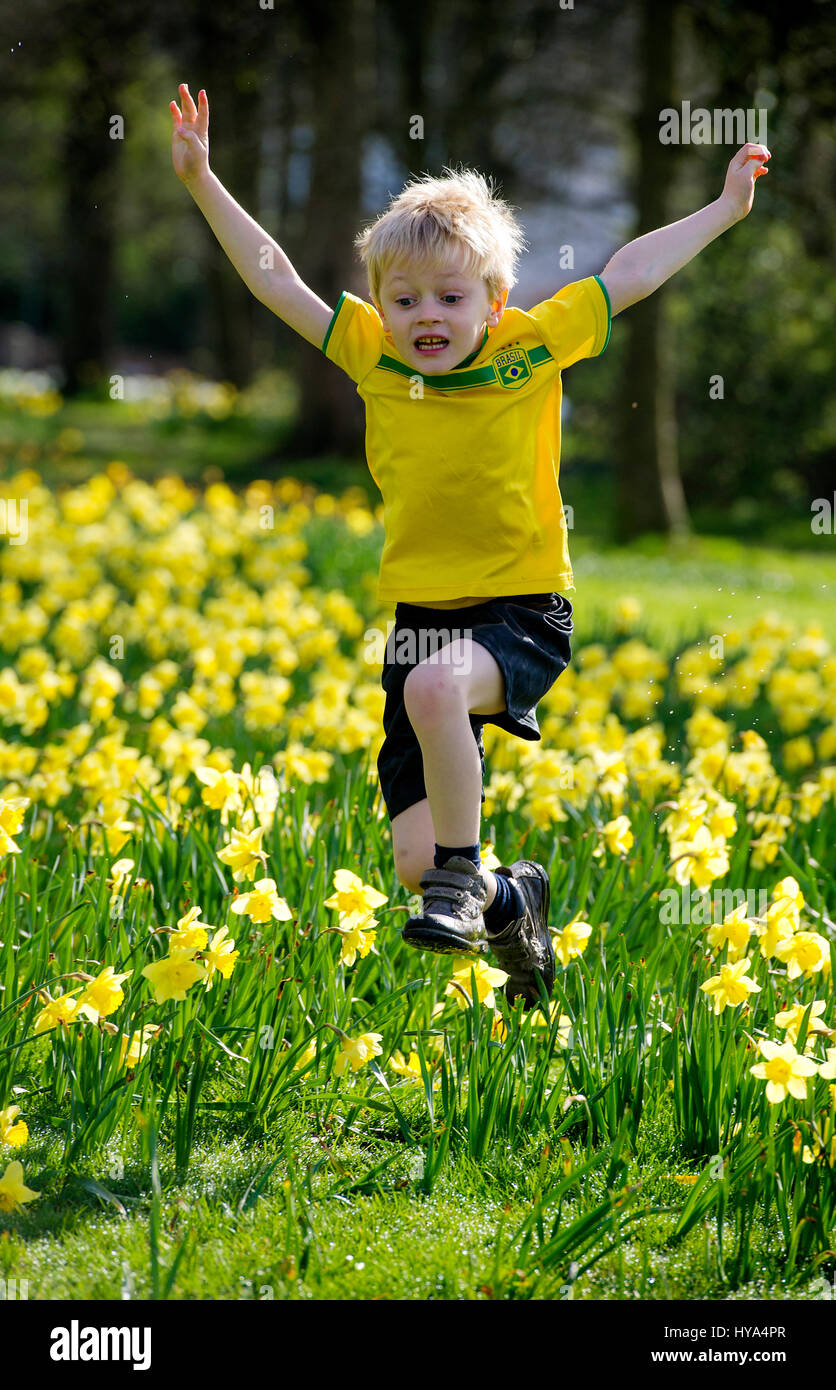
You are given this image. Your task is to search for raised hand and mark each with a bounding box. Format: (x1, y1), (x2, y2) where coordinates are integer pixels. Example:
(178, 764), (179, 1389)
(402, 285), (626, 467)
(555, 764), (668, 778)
(170, 83), (210, 187)
(720, 143), (770, 223)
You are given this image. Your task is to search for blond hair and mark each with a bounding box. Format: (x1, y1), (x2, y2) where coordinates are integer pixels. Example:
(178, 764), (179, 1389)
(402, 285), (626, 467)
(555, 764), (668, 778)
(355, 166), (527, 303)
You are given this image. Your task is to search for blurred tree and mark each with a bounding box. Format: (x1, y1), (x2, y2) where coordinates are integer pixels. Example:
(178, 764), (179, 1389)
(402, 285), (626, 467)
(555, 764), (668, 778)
(613, 0), (690, 543)
(157, 2), (275, 388)
(57, 1), (142, 395)
(281, 0), (372, 455)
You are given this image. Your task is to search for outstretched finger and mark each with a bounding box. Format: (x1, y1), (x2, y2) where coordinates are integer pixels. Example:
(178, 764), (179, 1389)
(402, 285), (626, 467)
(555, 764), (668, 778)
(170, 100), (182, 127)
(179, 82), (198, 122)
(196, 89), (209, 138)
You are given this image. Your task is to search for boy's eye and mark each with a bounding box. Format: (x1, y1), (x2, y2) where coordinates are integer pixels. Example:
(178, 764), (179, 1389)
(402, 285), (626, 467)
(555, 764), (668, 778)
(394, 297), (413, 307)
(441, 294), (461, 304)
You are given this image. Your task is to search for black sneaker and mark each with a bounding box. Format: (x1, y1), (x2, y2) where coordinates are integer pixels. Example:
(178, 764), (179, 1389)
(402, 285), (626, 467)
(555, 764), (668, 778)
(486, 860), (554, 1008)
(401, 856), (489, 956)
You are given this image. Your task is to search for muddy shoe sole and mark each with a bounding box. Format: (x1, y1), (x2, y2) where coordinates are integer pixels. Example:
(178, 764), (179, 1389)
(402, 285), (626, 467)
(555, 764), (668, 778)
(402, 919), (489, 955)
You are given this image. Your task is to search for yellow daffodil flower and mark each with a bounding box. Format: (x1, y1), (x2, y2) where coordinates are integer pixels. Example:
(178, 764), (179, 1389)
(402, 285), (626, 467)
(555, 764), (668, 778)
(118, 1025), (161, 1068)
(773, 931), (831, 980)
(337, 920), (377, 967)
(445, 957), (509, 1011)
(76, 966), (132, 1024)
(706, 902), (755, 962)
(323, 869), (387, 919)
(203, 926), (239, 985)
(749, 1039), (819, 1103)
(0, 1160), (40, 1212)
(0, 1105), (28, 1148)
(551, 916), (593, 969)
(230, 878), (293, 924)
(141, 950), (207, 1004)
(33, 991), (82, 1034)
(669, 824), (730, 890)
(774, 1000), (829, 1049)
(699, 956), (761, 1014)
(216, 825), (268, 882)
(334, 1031), (383, 1076)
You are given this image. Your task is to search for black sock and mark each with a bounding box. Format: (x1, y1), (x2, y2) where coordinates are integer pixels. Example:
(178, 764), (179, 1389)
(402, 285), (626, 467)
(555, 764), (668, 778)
(434, 842), (481, 870)
(484, 871), (525, 934)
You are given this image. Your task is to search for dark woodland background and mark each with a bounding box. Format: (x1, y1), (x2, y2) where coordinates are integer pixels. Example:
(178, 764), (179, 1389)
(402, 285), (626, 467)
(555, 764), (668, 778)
(1, 0), (834, 544)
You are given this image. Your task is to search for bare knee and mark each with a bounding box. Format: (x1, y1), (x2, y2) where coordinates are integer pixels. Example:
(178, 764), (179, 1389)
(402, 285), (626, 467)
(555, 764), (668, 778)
(403, 663), (465, 726)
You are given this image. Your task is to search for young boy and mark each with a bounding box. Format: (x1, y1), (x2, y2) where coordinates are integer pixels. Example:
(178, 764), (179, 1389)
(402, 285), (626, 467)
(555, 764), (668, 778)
(171, 82), (769, 1008)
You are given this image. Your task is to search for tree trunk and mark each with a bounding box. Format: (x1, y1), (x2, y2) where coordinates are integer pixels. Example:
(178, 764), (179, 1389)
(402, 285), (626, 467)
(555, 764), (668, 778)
(189, 18), (266, 388)
(614, 0), (690, 542)
(285, 0), (369, 456)
(59, 4), (132, 396)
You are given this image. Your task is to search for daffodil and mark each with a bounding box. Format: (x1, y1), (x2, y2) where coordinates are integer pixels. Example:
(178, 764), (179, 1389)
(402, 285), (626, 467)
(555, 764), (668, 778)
(0, 1160), (39, 1212)
(773, 931), (831, 980)
(592, 815), (634, 859)
(699, 955), (761, 1014)
(774, 1000), (829, 1049)
(293, 1039), (318, 1071)
(0, 796), (29, 855)
(323, 869), (387, 923)
(706, 902), (755, 962)
(141, 950), (207, 1004)
(108, 857), (135, 893)
(530, 1003), (573, 1047)
(817, 1047), (836, 1081)
(445, 957), (509, 1011)
(749, 1039), (819, 1103)
(168, 905), (210, 951)
(756, 875), (804, 958)
(77, 966), (132, 1024)
(118, 1025), (161, 1068)
(216, 825), (268, 882)
(551, 915), (592, 969)
(0, 1105), (28, 1148)
(203, 926), (239, 985)
(334, 1031), (383, 1076)
(33, 990), (82, 1034)
(669, 824), (730, 890)
(229, 878), (293, 924)
(337, 920), (377, 967)
(802, 1131), (836, 1167)
(195, 765), (243, 817)
(389, 1049), (429, 1086)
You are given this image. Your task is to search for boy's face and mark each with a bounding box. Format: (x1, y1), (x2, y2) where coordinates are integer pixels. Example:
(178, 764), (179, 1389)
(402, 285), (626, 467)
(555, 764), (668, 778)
(374, 251), (508, 373)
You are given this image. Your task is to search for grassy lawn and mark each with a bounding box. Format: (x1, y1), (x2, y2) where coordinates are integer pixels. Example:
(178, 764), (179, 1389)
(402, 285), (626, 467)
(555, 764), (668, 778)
(0, 399), (834, 1307)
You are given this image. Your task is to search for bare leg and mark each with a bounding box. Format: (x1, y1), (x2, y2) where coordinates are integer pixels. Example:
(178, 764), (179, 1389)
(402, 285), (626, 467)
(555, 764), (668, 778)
(402, 638), (506, 906)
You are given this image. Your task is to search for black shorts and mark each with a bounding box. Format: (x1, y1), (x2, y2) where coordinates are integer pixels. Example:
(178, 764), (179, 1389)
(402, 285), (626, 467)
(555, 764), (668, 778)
(376, 591), (574, 822)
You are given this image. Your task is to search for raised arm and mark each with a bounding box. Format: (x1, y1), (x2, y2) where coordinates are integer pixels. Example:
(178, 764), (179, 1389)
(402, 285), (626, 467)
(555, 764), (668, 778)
(170, 83), (332, 348)
(599, 143), (771, 317)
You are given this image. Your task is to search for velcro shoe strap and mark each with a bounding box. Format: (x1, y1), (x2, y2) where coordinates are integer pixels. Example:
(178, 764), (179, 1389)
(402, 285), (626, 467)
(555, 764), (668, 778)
(419, 867), (477, 903)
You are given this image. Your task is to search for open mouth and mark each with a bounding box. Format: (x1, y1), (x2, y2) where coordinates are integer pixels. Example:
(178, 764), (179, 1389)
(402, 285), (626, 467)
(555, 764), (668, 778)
(414, 336), (450, 354)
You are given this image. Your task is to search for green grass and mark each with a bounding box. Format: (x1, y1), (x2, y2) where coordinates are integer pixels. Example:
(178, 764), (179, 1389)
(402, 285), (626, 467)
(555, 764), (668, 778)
(0, 433), (834, 1303)
(4, 1097), (828, 1301)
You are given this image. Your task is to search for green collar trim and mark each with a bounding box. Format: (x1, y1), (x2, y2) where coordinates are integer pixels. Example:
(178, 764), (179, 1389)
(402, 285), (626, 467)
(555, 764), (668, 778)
(592, 274), (612, 353)
(377, 341), (553, 391)
(321, 291), (346, 355)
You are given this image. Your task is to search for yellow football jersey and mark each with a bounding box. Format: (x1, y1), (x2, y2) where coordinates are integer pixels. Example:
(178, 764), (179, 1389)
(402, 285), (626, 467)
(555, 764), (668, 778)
(321, 275), (610, 603)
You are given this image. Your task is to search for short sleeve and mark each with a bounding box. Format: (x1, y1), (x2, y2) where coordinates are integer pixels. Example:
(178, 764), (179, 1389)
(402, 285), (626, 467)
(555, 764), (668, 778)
(524, 275), (611, 368)
(321, 291), (385, 384)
